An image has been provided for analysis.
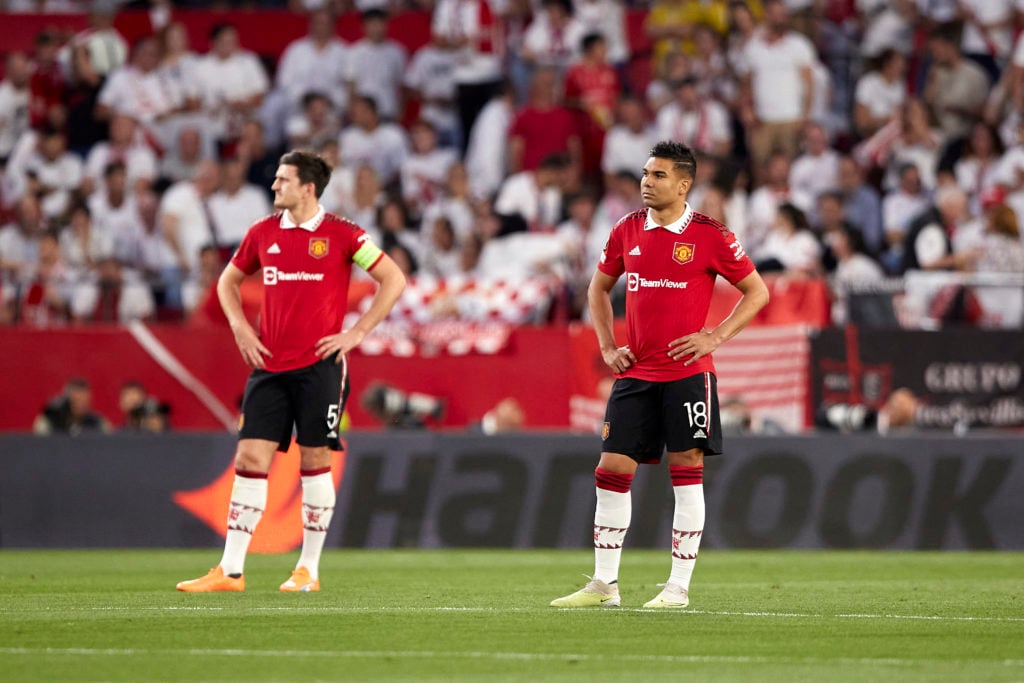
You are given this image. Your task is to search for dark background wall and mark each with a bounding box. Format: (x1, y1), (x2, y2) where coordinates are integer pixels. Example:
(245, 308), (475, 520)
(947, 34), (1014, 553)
(2, 432), (1021, 550)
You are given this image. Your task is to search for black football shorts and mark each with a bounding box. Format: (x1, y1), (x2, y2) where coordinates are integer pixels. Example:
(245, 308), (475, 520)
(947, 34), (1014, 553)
(601, 373), (723, 463)
(239, 353), (349, 451)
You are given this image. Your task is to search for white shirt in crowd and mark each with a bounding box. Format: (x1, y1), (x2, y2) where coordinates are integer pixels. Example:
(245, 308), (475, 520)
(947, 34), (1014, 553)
(346, 38), (407, 121)
(788, 149), (839, 216)
(403, 45), (458, 134)
(339, 122), (410, 186)
(881, 189), (930, 238)
(831, 252), (885, 324)
(208, 184), (272, 246)
(275, 35), (349, 111)
(430, 0), (503, 84)
(854, 71), (906, 123)
(740, 30), (817, 123)
(401, 148), (459, 215)
(98, 65), (183, 124)
(420, 195), (475, 242)
(157, 181), (214, 273)
(70, 273), (155, 322)
(465, 95), (512, 199)
(754, 228), (822, 271)
(573, 0), (629, 63)
(960, 0), (1015, 59)
(494, 171), (562, 229)
(522, 15), (586, 71)
(84, 142), (159, 194)
(0, 78), (29, 160)
(601, 124), (657, 177)
(22, 151), (84, 219)
(87, 191), (147, 265)
(193, 50), (270, 137)
(654, 100), (732, 156)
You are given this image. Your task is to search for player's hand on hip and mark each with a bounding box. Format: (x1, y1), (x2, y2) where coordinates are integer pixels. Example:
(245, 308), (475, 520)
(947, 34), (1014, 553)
(315, 328), (365, 363)
(602, 345), (636, 374)
(233, 325), (272, 369)
(668, 329), (718, 366)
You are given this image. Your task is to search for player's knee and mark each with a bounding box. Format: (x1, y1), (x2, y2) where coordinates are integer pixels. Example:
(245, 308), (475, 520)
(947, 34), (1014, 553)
(234, 444), (272, 474)
(668, 449), (704, 467)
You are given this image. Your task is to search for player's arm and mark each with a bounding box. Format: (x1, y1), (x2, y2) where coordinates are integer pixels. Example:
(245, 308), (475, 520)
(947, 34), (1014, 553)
(668, 270), (769, 365)
(588, 269), (636, 373)
(315, 254), (406, 363)
(217, 261), (272, 369)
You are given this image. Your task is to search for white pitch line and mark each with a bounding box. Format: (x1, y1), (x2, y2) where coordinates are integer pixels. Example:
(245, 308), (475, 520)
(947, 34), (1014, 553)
(3, 605), (1024, 623)
(0, 647), (1021, 669)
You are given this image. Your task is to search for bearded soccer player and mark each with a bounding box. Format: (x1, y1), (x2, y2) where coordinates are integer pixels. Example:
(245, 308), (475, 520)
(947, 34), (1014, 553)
(551, 141), (769, 608)
(177, 150), (406, 593)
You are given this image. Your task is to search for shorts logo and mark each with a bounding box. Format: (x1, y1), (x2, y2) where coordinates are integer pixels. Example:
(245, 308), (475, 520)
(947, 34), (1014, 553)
(692, 428), (706, 439)
(602, 422), (610, 440)
(627, 273), (640, 291)
(673, 242), (695, 265)
(309, 237), (329, 259)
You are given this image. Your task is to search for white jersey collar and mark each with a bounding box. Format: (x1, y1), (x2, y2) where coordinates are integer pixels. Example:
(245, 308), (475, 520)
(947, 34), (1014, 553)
(644, 203), (693, 234)
(280, 205), (325, 232)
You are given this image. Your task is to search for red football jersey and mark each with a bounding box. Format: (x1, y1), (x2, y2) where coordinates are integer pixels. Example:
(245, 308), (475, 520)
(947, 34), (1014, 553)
(231, 208), (383, 373)
(597, 205), (755, 382)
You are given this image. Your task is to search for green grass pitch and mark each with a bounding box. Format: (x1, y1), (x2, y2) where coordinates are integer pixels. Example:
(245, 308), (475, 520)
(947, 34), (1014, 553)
(1, 549), (1022, 682)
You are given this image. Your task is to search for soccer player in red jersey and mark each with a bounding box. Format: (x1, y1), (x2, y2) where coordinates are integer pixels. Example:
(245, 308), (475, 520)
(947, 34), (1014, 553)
(177, 150), (406, 593)
(551, 141), (769, 608)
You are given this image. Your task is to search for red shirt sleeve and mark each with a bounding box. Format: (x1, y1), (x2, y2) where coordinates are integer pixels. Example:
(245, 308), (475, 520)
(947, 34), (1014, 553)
(596, 218), (626, 278)
(708, 225), (756, 284)
(231, 228), (261, 275)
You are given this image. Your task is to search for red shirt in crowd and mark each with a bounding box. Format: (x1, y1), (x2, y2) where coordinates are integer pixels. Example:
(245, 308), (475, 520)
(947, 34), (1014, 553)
(508, 104), (579, 170)
(597, 204), (755, 382)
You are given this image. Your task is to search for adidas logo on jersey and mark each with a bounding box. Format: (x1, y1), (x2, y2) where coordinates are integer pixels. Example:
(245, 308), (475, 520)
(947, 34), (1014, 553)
(628, 246), (641, 256)
(693, 429), (707, 439)
(268, 243), (281, 254)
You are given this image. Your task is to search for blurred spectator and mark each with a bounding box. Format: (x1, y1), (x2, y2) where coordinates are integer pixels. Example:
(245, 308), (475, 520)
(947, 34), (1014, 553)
(860, 98), (944, 193)
(119, 380), (171, 432)
(646, 50), (693, 113)
(464, 82), (514, 199)
(654, 76), (732, 158)
(420, 162), (475, 241)
(645, 0), (697, 67)
(923, 24), (991, 141)
(237, 120), (280, 194)
(64, 37), (108, 156)
(208, 156), (271, 251)
(87, 161), (146, 267)
(83, 114), (158, 198)
(33, 377), (110, 435)
(18, 229), (71, 327)
(691, 23), (736, 107)
(182, 244), (225, 314)
(556, 189), (607, 314)
(377, 198), (421, 257)
(346, 9), (407, 122)
(28, 29), (66, 131)
(96, 35), (183, 147)
(478, 397), (525, 433)
(430, 0), (503, 154)
(880, 163), (931, 271)
(194, 23), (270, 145)
(347, 164), (385, 235)
(573, 0), (630, 68)
(418, 215), (462, 278)
(826, 224), (886, 325)
(899, 183), (974, 272)
(495, 152), (571, 233)
(71, 255), (156, 323)
(853, 48), (908, 139)
(401, 119), (458, 219)
(66, 1), (128, 78)
(0, 52), (31, 165)
(316, 140), (354, 216)
(959, 0), (1014, 84)
(836, 154), (885, 255)
(969, 193), (1024, 327)
(508, 67), (582, 176)
(738, 0), (817, 171)
(339, 95), (410, 188)
(18, 126), (83, 221)
(752, 201), (822, 276)
(564, 33), (620, 182)
(522, 0), (585, 76)
(159, 125), (209, 186)
(699, 157), (750, 241)
(156, 160), (219, 307)
(953, 121), (1004, 214)
(595, 169), (641, 229)
(403, 34), (458, 146)
(268, 8), (349, 146)
(788, 122), (839, 219)
(60, 202), (113, 280)
(0, 195), (46, 287)
(601, 96), (656, 188)
(859, 0), (915, 61)
(746, 151), (792, 255)
(157, 22), (202, 119)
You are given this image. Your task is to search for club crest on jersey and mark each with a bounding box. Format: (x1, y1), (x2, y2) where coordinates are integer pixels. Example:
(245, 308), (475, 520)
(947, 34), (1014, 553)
(672, 242), (695, 265)
(602, 422), (610, 440)
(309, 237), (329, 259)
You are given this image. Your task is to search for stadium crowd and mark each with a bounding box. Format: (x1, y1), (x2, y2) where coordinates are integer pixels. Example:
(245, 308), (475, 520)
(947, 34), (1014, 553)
(2, 0), (1024, 329)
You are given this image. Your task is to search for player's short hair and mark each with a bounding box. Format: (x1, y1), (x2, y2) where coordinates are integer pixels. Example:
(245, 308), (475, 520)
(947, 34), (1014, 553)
(649, 141), (697, 179)
(279, 150), (332, 199)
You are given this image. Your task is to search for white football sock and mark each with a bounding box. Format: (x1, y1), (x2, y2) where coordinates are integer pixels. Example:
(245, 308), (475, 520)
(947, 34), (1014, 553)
(219, 472), (267, 576)
(295, 469), (335, 580)
(668, 468), (705, 590)
(593, 468), (633, 584)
